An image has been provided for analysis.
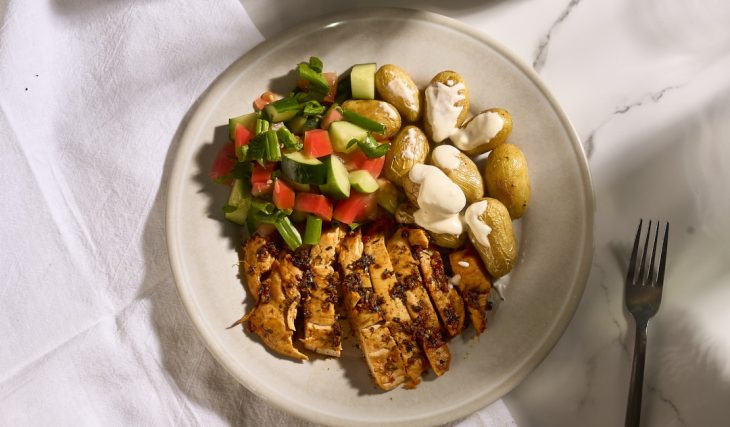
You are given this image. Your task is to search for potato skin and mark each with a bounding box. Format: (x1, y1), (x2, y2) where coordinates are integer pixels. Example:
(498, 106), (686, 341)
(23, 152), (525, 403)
(384, 125), (429, 188)
(452, 108), (513, 156)
(374, 64), (421, 123)
(484, 143), (530, 219)
(465, 197), (516, 278)
(429, 146), (484, 203)
(341, 100), (402, 140)
(423, 71), (469, 143)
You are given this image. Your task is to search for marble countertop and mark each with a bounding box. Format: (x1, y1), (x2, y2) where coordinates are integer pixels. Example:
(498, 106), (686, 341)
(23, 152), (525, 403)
(243, 0), (730, 425)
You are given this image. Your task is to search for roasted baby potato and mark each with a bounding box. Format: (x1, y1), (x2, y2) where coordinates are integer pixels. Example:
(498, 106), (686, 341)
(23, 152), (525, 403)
(384, 125), (429, 187)
(464, 197), (516, 278)
(484, 143), (530, 219)
(423, 71), (469, 143)
(430, 145), (484, 203)
(342, 99), (402, 140)
(374, 64), (421, 122)
(450, 108), (513, 156)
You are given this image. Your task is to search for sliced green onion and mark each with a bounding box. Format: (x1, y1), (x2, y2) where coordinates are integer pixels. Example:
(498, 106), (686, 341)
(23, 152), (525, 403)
(342, 109), (386, 133)
(250, 198), (275, 215)
(303, 215), (323, 245)
(356, 134), (390, 158)
(297, 62), (329, 93)
(275, 216), (303, 250)
(277, 126), (302, 152)
(302, 100), (325, 116)
(265, 131), (281, 162)
(308, 56), (324, 73)
(256, 118), (270, 135)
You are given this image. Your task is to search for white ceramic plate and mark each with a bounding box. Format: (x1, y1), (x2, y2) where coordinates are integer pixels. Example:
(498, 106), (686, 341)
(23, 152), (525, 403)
(167, 8), (594, 427)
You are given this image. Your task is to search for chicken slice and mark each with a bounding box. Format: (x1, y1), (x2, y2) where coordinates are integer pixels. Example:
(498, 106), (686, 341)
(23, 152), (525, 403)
(387, 229), (451, 376)
(449, 246), (492, 335)
(406, 228), (466, 337)
(240, 234), (279, 300)
(299, 227), (343, 357)
(340, 230), (406, 391)
(363, 231), (425, 388)
(246, 258), (307, 360)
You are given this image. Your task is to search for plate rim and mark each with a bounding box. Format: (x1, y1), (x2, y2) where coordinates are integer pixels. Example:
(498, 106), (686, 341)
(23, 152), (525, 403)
(166, 7), (595, 426)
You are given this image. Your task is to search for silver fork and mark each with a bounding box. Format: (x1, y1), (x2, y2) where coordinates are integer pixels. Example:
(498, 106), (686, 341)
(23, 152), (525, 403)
(624, 219), (669, 427)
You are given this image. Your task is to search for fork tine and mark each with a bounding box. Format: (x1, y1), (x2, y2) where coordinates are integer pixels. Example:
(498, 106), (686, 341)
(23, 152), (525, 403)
(637, 220), (652, 285)
(626, 219), (643, 284)
(647, 221), (660, 285)
(657, 222), (669, 286)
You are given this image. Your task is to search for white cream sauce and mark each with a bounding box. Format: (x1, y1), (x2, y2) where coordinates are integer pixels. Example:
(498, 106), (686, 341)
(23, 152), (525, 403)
(401, 128), (420, 159)
(432, 145), (461, 171)
(425, 82), (465, 143)
(378, 102), (399, 120)
(386, 78), (417, 109)
(409, 164), (465, 235)
(457, 260), (470, 268)
(451, 111), (504, 151)
(464, 200), (492, 248)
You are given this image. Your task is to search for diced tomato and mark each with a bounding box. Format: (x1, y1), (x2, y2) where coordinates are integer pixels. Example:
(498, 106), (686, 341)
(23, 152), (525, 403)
(341, 149), (386, 177)
(295, 193), (333, 222)
(251, 163), (276, 184)
(323, 72), (338, 104)
(251, 181), (274, 197)
(210, 142), (237, 185)
(303, 129), (333, 158)
(320, 107), (343, 130)
(234, 123), (253, 147)
(296, 78), (309, 90)
(333, 193), (378, 224)
(272, 179), (295, 210)
(253, 91), (282, 111)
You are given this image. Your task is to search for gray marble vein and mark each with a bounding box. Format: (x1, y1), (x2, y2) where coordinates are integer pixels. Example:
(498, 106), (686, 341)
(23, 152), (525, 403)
(647, 384), (688, 427)
(583, 85), (681, 158)
(532, 0), (582, 72)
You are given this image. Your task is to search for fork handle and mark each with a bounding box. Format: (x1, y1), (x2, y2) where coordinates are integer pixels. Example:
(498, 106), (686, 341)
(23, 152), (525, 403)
(625, 322), (647, 427)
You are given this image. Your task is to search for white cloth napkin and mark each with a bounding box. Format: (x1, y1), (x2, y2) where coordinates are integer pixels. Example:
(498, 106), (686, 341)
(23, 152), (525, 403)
(0, 1), (515, 425)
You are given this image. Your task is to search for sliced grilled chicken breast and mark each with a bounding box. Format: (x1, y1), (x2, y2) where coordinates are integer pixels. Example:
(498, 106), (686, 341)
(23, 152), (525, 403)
(241, 234), (278, 300)
(340, 230), (406, 390)
(406, 228), (466, 337)
(449, 246), (492, 335)
(363, 231), (425, 388)
(387, 228), (451, 376)
(246, 258), (307, 360)
(299, 228), (343, 357)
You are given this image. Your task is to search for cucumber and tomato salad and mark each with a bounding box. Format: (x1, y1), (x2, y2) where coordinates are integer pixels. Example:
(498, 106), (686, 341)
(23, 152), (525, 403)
(212, 58), (391, 250)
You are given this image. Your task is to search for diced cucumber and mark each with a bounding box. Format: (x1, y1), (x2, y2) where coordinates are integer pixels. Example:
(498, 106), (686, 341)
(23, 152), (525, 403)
(329, 121), (368, 153)
(224, 179), (251, 224)
(286, 115), (307, 134)
(281, 151), (327, 185)
(350, 63), (376, 100)
(264, 97), (301, 123)
(348, 170), (379, 193)
(319, 155), (351, 200)
(228, 113), (258, 139)
(376, 178), (402, 214)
